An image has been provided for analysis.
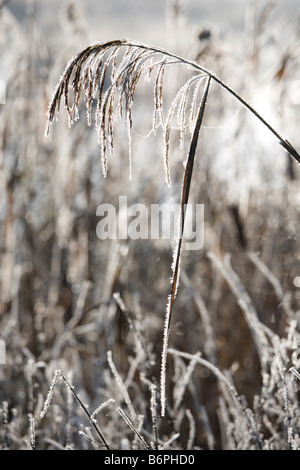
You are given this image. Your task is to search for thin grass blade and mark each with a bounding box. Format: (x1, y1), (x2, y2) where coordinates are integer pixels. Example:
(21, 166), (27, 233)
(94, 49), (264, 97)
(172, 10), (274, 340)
(160, 76), (211, 417)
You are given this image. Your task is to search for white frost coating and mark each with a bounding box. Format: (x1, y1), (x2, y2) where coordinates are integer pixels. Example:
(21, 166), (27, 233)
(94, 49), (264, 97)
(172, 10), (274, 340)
(40, 369), (61, 419)
(159, 432), (180, 450)
(91, 398), (116, 421)
(107, 350), (137, 422)
(116, 407), (148, 449)
(160, 298), (171, 417)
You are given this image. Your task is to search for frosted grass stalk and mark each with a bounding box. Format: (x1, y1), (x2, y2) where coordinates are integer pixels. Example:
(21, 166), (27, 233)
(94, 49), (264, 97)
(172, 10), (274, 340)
(116, 407), (149, 449)
(107, 350), (137, 422)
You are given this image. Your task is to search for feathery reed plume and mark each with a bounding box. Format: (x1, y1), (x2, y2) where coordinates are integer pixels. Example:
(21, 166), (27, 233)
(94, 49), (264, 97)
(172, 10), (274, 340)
(46, 39), (209, 183)
(46, 38), (300, 420)
(46, 39), (300, 167)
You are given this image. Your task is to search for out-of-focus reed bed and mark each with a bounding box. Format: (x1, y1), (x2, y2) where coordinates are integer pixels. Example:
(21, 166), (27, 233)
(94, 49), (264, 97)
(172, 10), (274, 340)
(0, 0), (300, 449)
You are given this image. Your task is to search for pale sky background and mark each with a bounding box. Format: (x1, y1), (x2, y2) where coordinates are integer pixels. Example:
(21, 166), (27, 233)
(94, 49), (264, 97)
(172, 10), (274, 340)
(8, 0), (300, 47)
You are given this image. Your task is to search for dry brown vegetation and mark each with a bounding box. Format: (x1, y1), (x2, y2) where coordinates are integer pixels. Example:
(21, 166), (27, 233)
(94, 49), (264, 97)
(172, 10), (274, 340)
(0, 0), (300, 450)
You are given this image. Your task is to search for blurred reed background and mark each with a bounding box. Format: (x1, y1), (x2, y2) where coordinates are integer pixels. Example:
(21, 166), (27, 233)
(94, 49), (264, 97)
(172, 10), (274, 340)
(0, 0), (300, 450)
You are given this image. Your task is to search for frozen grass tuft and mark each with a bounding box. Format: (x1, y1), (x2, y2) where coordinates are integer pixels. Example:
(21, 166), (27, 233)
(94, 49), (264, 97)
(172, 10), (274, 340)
(1, 0), (300, 450)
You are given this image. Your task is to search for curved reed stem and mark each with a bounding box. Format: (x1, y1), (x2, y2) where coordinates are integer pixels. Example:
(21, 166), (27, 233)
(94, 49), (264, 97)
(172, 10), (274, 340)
(46, 37), (300, 422)
(46, 39), (300, 165)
